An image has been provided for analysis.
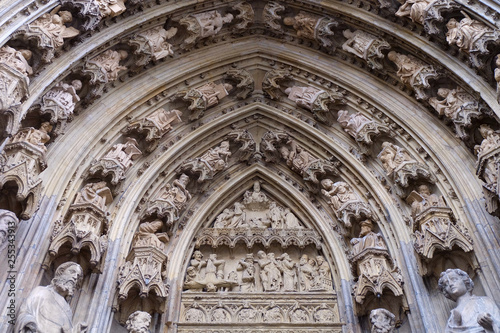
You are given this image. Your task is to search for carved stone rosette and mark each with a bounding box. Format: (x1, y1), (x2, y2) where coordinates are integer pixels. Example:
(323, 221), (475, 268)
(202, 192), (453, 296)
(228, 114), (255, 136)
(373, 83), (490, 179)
(0, 130), (47, 220)
(342, 30), (391, 70)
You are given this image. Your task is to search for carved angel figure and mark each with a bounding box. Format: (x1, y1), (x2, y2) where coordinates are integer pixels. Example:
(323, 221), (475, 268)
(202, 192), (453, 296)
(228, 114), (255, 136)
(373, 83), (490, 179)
(396, 0), (435, 24)
(89, 49), (128, 82)
(26, 8), (80, 49)
(73, 181), (112, 211)
(197, 82), (233, 109)
(156, 174), (191, 213)
(350, 220), (387, 257)
(0, 46), (33, 76)
(200, 141), (232, 172)
(133, 220), (169, 251)
(131, 26), (178, 65)
(378, 142), (417, 176)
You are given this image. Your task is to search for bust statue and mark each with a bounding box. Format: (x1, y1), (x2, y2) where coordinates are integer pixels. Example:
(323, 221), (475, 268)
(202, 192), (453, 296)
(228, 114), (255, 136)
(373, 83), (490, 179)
(125, 311), (151, 333)
(438, 268), (500, 333)
(15, 262), (87, 333)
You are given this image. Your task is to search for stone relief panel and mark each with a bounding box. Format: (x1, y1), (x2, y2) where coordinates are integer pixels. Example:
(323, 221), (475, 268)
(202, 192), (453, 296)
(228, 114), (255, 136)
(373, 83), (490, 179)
(46, 181), (113, 273)
(0, 123), (52, 219)
(342, 30), (391, 70)
(283, 11), (338, 48)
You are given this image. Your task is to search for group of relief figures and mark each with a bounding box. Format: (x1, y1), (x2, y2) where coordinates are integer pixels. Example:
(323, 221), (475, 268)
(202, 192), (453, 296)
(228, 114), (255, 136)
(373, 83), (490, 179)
(184, 250), (333, 293)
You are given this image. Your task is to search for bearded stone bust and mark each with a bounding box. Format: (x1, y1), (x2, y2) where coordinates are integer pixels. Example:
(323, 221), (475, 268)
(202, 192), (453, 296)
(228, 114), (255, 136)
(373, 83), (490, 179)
(15, 262), (87, 333)
(126, 311), (151, 333)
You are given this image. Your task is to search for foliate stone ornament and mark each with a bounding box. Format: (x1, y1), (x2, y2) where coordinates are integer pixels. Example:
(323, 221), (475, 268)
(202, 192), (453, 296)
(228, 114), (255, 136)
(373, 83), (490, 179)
(126, 311), (151, 333)
(232, 2), (254, 33)
(116, 221), (169, 313)
(174, 81), (233, 121)
(342, 30), (391, 70)
(82, 49), (128, 99)
(337, 110), (391, 155)
(262, 69), (292, 100)
(395, 0), (460, 35)
(142, 173), (192, 225)
(48, 181), (112, 272)
(283, 11), (338, 48)
(15, 262), (88, 333)
(225, 68), (255, 99)
(13, 8), (80, 63)
(370, 308), (395, 333)
(446, 13), (500, 68)
(263, 1), (285, 32)
(377, 142), (433, 192)
(438, 268), (500, 332)
(320, 179), (374, 228)
(124, 108), (182, 153)
(285, 85), (345, 123)
(179, 10), (234, 49)
(180, 141), (231, 182)
(88, 137), (142, 185)
(429, 87), (484, 139)
(40, 80), (82, 136)
(128, 26), (177, 67)
(387, 51), (440, 100)
(0, 209), (18, 252)
(0, 123), (52, 219)
(406, 185), (473, 267)
(475, 125), (500, 215)
(350, 220), (404, 304)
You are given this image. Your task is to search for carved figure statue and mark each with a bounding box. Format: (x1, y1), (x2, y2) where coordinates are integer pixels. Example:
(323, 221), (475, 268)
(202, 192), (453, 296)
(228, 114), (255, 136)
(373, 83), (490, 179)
(378, 142), (415, 175)
(146, 173), (191, 223)
(429, 87), (480, 125)
(285, 86), (327, 112)
(73, 181), (112, 211)
(267, 201), (284, 228)
(190, 250), (206, 281)
(278, 253), (297, 292)
(313, 255), (333, 291)
(146, 108), (182, 133)
(342, 30), (390, 70)
(0, 46), (33, 77)
(396, 0), (435, 24)
(410, 184), (445, 218)
(104, 137), (142, 170)
(182, 141), (231, 181)
(0, 209), (18, 252)
(446, 15), (493, 52)
(280, 141), (319, 174)
(387, 51), (439, 100)
(283, 207), (302, 228)
(130, 26), (177, 66)
(438, 268), (500, 332)
(350, 220), (387, 257)
(370, 308), (396, 333)
(90, 49), (128, 82)
(15, 262), (87, 333)
(475, 125), (500, 159)
(179, 10), (233, 49)
(243, 181), (269, 209)
(96, 0), (126, 18)
(0, 46), (32, 117)
(283, 11), (337, 47)
(125, 311), (151, 333)
(41, 80), (82, 122)
(338, 111), (374, 138)
(12, 122), (53, 152)
(298, 254), (317, 292)
(133, 220), (169, 251)
(321, 180), (359, 212)
(237, 254), (256, 292)
(257, 250), (281, 291)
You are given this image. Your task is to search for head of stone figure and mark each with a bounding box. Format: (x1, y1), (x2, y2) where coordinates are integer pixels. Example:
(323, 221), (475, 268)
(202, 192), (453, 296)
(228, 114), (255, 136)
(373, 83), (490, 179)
(369, 308), (395, 333)
(72, 79), (83, 91)
(179, 173), (190, 186)
(19, 49), (32, 61)
(193, 250), (203, 260)
(300, 254), (308, 265)
(118, 50), (128, 60)
(387, 51), (397, 62)
(436, 88), (450, 98)
(333, 182), (348, 194)
(321, 178), (333, 190)
(59, 11), (73, 23)
(220, 141), (230, 150)
(279, 146), (290, 158)
(446, 18), (458, 31)
(125, 310), (151, 333)
(316, 256), (325, 265)
(496, 55), (500, 67)
(479, 124), (494, 139)
(359, 220), (373, 237)
(438, 268), (474, 301)
(52, 262), (83, 298)
(417, 184), (430, 196)
(40, 121), (53, 133)
(283, 16), (296, 27)
(223, 83), (233, 92)
(257, 250), (266, 259)
(0, 210), (17, 245)
(245, 254), (254, 262)
(253, 180), (261, 192)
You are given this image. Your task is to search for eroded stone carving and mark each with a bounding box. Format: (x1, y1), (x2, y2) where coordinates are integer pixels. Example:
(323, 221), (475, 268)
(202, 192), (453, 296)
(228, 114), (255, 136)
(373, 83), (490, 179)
(184, 252), (238, 292)
(395, 0), (460, 35)
(82, 49), (128, 99)
(263, 1), (285, 32)
(225, 69), (255, 100)
(0, 209), (18, 252)
(124, 108), (182, 152)
(40, 80), (82, 136)
(351, 220), (404, 304)
(0, 123), (52, 219)
(378, 142), (433, 192)
(179, 10), (234, 49)
(387, 51), (440, 100)
(429, 87), (484, 139)
(370, 308), (396, 333)
(14, 8), (80, 63)
(283, 11), (338, 48)
(446, 14), (500, 68)
(232, 2), (254, 33)
(438, 268), (500, 332)
(475, 125), (500, 216)
(175, 81), (233, 121)
(342, 30), (391, 70)
(262, 69), (293, 100)
(406, 185), (473, 270)
(61, 0), (126, 31)
(337, 110), (391, 155)
(180, 141), (231, 182)
(226, 129), (256, 162)
(129, 26), (177, 67)
(126, 311), (151, 333)
(48, 181), (112, 272)
(15, 262), (87, 333)
(285, 85), (344, 122)
(321, 179), (374, 228)
(143, 174), (192, 225)
(88, 137), (142, 185)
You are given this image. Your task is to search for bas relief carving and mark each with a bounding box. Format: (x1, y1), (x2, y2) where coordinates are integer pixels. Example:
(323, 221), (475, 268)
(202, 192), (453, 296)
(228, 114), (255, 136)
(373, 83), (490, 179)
(283, 11), (338, 48)
(342, 30), (390, 70)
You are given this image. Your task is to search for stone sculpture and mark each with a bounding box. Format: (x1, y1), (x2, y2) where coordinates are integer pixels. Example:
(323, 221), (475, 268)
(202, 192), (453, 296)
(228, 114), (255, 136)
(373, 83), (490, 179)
(395, 0), (460, 34)
(15, 262), (87, 333)
(475, 125), (500, 215)
(40, 80), (82, 135)
(283, 11), (338, 47)
(370, 308), (396, 333)
(237, 254), (256, 292)
(60, 0), (126, 31)
(321, 179), (373, 228)
(263, 1), (285, 32)
(14, 7), (80, 63)
(88, 137), (142, 185)
(262, 69), (293, 100)
(126, 311), (151, 333)
(0, 209), (18, 252)
(183, 252), (237, 292)
(495, 56), (500, 104)
(179, 10), (234, 49)
(285, 85), (340, 122)
(396, 0), (435, 25)
(257, 251), (282, 292)
(387, 51), (440, 100)
(342, 30), (390, 70)
(180, 141), (231, 182)
(231, 2), (254, 33)
(446, 14), (500, 68)
(438, 268), (500, 332)
(87, 49), (128, 82)
(129, 26), (178, 67)
(175, 81), (233, 120)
